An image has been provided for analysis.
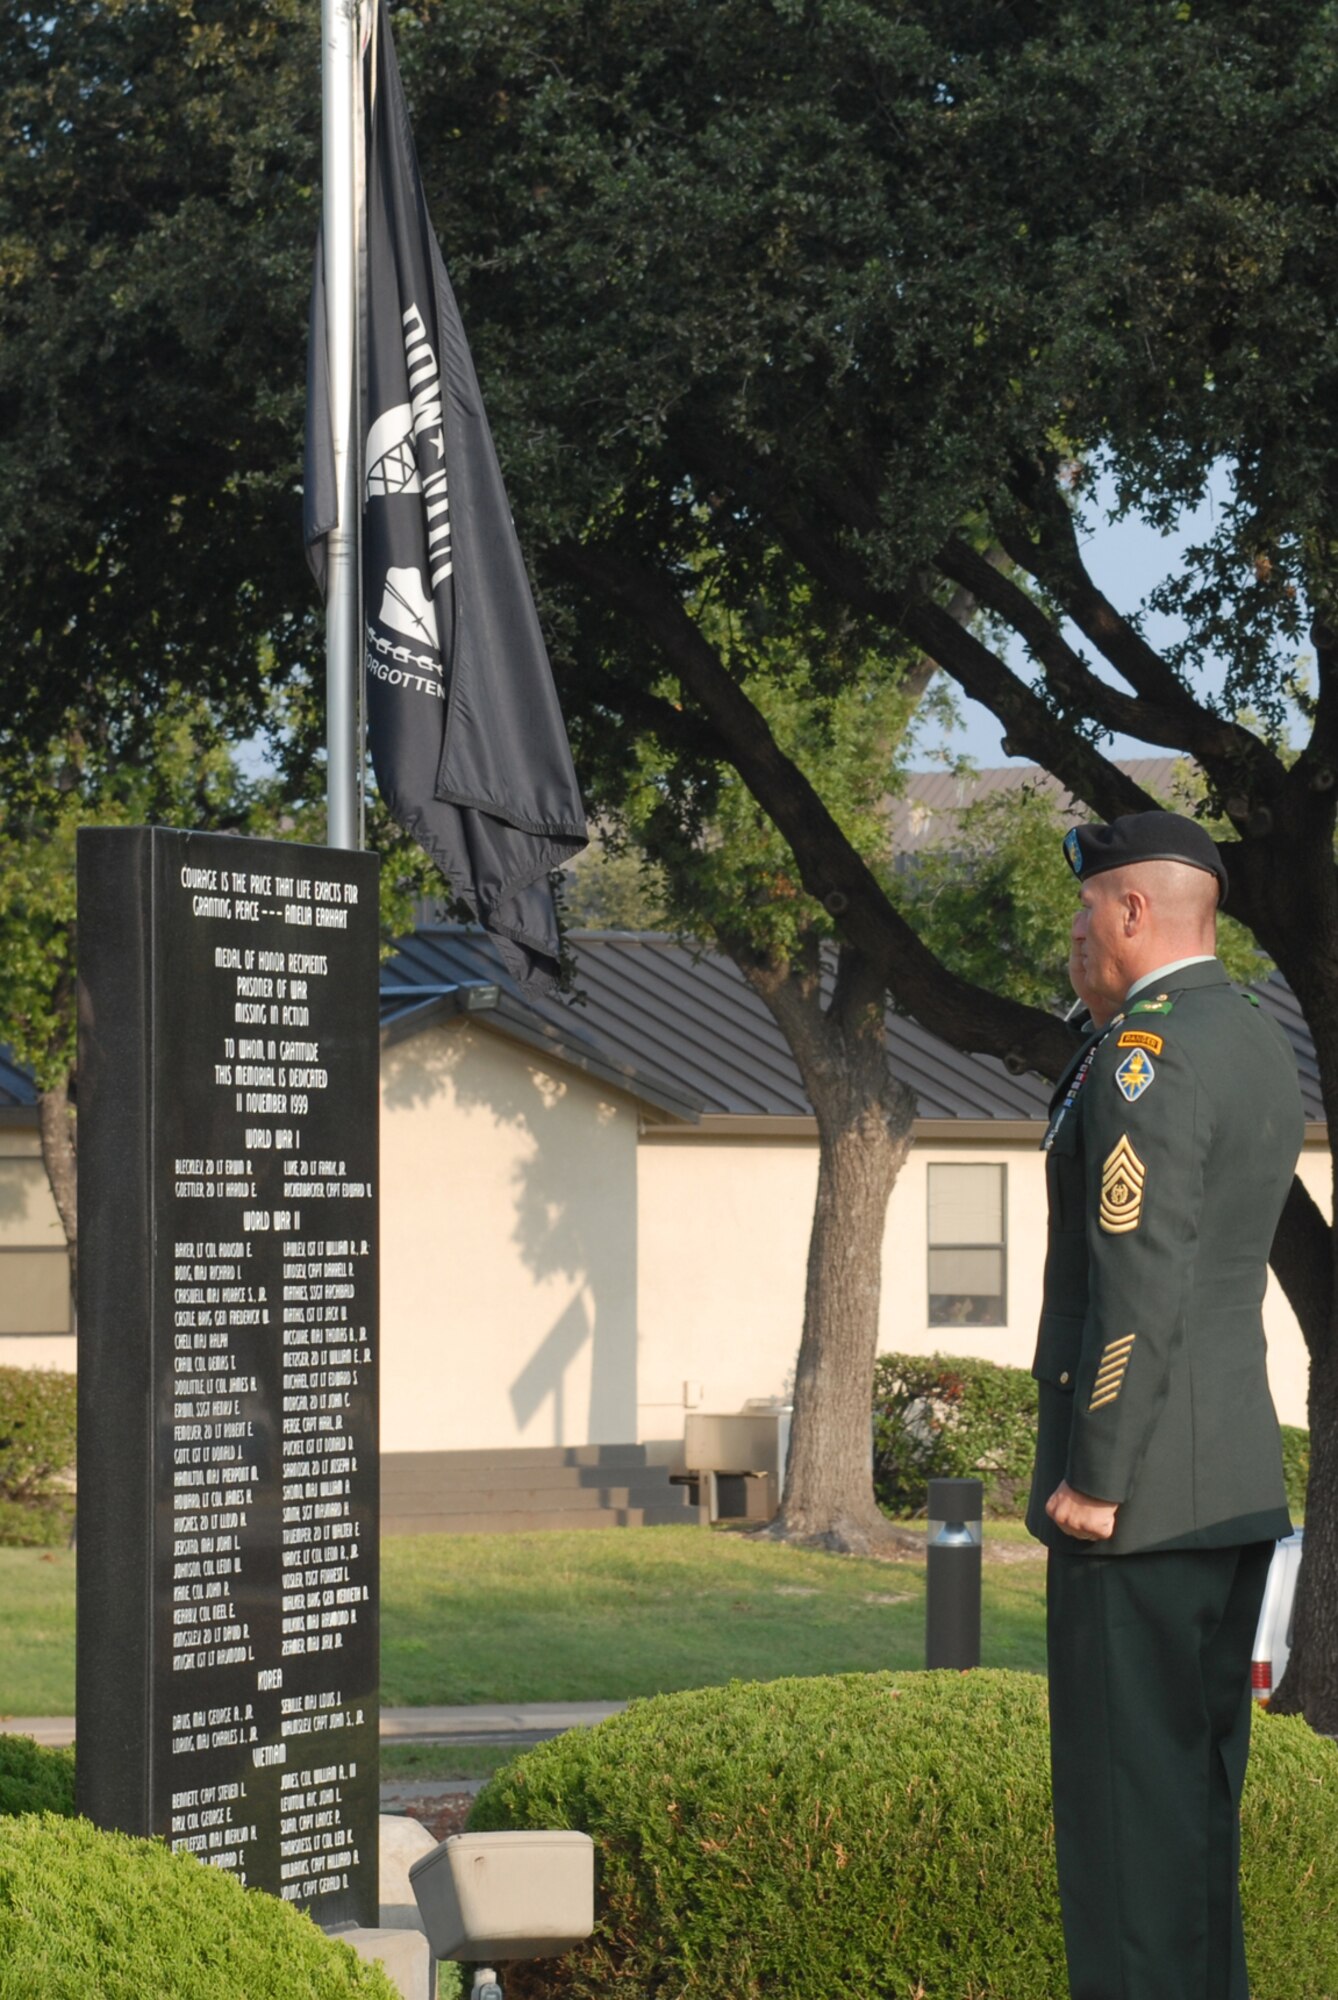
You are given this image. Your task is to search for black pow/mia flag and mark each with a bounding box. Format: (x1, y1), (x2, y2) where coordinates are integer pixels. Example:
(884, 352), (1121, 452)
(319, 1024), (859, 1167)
(305, 0), (586, 989)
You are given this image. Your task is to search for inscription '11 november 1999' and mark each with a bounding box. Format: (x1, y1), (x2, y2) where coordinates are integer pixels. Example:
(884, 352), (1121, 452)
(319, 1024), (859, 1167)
(76, 827), (380, 1928)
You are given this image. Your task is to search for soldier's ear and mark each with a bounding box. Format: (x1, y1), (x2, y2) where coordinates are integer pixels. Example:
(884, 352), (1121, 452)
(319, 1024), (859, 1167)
(1121, 887), (1150, 935)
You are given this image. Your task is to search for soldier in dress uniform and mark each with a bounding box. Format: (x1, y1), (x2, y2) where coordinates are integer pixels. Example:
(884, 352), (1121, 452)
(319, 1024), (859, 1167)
(1028, 809), (1304, 2000)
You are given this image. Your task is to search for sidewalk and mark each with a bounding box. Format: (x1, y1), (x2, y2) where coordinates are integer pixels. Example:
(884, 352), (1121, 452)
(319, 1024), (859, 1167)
(2, 1700), (627, 1752)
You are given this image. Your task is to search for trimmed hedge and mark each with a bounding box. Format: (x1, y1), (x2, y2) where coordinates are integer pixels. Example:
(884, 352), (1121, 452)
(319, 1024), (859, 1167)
(0, 1813), (401, 2000)
(874, 1355), (1312, 1523)
(0, 1738), (465, 1997)
(0, 1366), (77, 1546)
(873, 1352), (1036, 1516)
(470, 1669), (1338, 2000)
(1280, 1423), (1309, 1520)
(0, 1734), (74, 1820)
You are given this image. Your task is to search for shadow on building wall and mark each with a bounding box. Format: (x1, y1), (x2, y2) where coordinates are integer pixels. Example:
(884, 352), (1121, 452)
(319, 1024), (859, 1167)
(381, 1023), (637, 1444)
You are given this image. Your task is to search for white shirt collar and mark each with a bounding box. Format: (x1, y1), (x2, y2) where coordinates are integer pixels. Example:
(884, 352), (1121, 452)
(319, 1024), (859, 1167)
(1124, 956), (1218, 1003)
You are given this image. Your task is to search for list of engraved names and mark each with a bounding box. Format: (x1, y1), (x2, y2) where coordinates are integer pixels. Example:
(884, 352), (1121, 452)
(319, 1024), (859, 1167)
(151, 843), (378, 1919)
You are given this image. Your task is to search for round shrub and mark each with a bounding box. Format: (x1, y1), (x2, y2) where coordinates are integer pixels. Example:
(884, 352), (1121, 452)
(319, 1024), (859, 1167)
(873, 1352), (1037, 1516)
(0, 1733), (74, 1819)
(0, 1814), (401, 2000)
(0, 1365), (77, 1546)
(1280, 1423), (1309, 1520)
(470, 1669), (1338, 2000)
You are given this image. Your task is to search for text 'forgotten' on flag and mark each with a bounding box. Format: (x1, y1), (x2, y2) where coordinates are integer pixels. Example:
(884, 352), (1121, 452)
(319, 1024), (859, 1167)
(305, 0), (587, 990)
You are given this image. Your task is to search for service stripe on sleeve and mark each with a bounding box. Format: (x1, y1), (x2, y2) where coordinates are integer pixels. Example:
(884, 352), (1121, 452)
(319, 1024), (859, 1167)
(1088, 1333), (1137, 1411)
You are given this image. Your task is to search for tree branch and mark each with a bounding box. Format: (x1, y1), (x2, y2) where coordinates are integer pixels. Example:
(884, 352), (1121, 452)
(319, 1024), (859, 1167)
(934, 535), (1235, 752)
(754, 492), (1161, 823)
(559, 539), (1081, 1079)
(575, 662), (728, 766)
(1285, 608), (1338, 797)
(996, 464), (1286, 790)
(1269, 1172), (1333, 1362)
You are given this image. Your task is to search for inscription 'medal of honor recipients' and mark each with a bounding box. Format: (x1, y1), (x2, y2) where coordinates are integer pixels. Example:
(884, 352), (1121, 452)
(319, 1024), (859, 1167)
(77, 827), (380, 1928)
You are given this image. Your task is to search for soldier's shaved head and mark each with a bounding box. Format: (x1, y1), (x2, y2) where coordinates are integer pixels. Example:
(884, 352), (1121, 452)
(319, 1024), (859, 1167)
(1070, 857), (1218, 1019)
(1101, 860), (1219, 951)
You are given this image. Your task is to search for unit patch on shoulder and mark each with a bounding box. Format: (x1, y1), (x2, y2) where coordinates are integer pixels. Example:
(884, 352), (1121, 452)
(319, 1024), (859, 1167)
(1117, 1029), (1164, 1057)
(1099, 1135), (1146, 1234)
(1114, 1046), (1156, 1101)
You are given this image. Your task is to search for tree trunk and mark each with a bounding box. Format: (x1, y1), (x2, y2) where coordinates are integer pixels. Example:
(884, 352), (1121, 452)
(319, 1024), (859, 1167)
(37, 1077), (77, 1321)
(728, 937), (919, 1554)
(1270, 1329), (1338, 1726)
(1258, 931), (1338, 1728)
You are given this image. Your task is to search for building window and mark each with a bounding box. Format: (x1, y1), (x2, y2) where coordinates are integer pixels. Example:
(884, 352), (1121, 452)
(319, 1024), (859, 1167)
(927, 1163), (1006, 1326)
(0, 1248), (71, 1334)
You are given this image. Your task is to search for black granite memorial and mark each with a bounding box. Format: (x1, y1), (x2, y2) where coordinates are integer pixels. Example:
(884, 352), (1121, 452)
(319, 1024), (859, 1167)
(76, 826), (381, 1927)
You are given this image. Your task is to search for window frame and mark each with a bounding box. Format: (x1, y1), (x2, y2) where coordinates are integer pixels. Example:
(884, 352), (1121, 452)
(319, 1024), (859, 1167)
(0, 1243), (73, 1335)
(925, 1161), (1008, 1329)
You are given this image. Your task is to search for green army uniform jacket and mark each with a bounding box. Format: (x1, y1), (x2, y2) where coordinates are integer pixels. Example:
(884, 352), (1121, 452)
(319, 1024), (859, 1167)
(1026, 960), (1304, 1556)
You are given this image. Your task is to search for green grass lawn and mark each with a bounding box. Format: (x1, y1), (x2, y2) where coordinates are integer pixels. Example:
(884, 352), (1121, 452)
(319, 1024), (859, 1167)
(0, 1526), (1047, 1717)
(0, 1549), (76, 1716)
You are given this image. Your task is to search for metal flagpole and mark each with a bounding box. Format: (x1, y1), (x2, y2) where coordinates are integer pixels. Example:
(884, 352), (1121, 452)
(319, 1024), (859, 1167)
(321, 0), (363, 851)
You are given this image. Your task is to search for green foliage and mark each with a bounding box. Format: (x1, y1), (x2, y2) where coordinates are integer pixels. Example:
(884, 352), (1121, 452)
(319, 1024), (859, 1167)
(895, 771), (1268, 1012)
(0, 1367), (76, 1501)
(0, 1367), (76, 1551)
(469, 1670), (1338, 2000)
(0, 0), (320, 748)
(0, 701), (294, 1090)
(0, 1367), (76, 1545)
(1281, 1424), (1310, 1522)
(560, 841), (668, 932)
(0, 693), (442, 1102)
(0, 1735), (73, 1821)
(0, 1498), (73, 1549)
(402, 0), (1335, 695)
(873, 1352), (1038, 1518)
(894, 784), (1088, 1012)
(613, 602), (953, 964)
(0, 1814), (400, 2000)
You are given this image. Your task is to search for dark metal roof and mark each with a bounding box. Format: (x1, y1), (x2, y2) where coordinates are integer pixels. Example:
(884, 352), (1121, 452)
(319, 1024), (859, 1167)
(381, 929), (1057, 1123)
(1254, 973), (1325, 1123)
(379, 974), (501, 1043)
(383, 931), (1329, 1127)
(888, 759), (1191, 857)
(380, 930), (706, 1122)
(0, 1047), (38, 1116)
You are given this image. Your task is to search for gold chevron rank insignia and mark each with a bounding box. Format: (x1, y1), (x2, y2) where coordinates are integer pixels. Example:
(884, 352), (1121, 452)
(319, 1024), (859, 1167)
(1090, 1333), (1137, 1410)
(1100, 1135), (1146, 1234)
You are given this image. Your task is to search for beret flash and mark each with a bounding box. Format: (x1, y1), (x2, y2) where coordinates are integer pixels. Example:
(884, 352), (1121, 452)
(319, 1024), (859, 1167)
(1061, 811), (1227, 903)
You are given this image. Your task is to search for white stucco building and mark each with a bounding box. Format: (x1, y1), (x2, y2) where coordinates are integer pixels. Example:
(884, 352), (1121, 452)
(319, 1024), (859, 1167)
(2, 926), (1322, 1522)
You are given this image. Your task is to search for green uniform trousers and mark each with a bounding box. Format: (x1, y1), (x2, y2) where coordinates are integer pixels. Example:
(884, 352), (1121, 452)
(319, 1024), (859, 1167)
(1047, 1541), (1273, 2000)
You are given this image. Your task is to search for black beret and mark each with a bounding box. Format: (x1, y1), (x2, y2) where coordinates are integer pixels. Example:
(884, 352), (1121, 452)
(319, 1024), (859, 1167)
(1061, 811), (1227, 903)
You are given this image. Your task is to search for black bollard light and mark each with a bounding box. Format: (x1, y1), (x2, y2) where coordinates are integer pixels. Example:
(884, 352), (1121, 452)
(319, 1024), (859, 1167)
(925, 1476), (982, 1669)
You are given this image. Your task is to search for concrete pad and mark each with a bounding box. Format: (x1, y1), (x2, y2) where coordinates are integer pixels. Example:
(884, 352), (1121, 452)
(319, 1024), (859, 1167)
(332, 1924), (434, 2000)
(380, 1811), (439, 1930)
(2, 1701), (629, 1753)
(0, 1717), (76, 1747)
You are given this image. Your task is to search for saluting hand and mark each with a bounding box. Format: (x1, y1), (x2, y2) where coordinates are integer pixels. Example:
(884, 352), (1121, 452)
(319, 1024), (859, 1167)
(1046, 1481), (1119, 1542)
